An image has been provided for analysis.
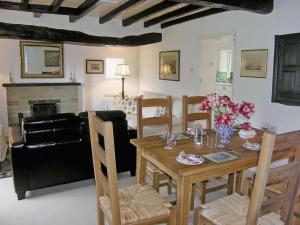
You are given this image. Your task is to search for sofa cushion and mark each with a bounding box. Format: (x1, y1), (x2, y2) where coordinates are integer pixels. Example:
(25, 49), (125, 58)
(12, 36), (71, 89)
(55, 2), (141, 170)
(96, 110), (126, 121)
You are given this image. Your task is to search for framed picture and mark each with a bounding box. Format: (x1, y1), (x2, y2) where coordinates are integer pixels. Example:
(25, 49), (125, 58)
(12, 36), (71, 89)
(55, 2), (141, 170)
(86, 59), (104, 74)
(240, 49), (268, 78)
(44, 50), (60, 67)
(159, 50), (180, 81)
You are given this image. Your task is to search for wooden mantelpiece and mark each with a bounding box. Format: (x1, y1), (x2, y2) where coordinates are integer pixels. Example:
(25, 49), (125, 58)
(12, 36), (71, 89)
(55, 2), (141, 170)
(3, 82), (81, 87)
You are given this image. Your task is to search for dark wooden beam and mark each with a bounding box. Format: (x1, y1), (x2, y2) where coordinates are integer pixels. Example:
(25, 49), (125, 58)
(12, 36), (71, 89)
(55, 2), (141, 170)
(161, 8), (225, 28)
(0, 1), (77, 15)
(99, 0), (143, 24)
(69, 0), (101, 23)
(144, 5), (201, 28)
(21, 0), (29, 10)
(170, 0), (273, 14)
(0, 22), (162, 46)
(51, 0), (64, 12)
(122, 1), (179, 27)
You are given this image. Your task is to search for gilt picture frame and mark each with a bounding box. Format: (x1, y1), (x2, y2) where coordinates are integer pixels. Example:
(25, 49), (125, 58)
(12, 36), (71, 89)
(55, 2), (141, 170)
(240, 49), (268, 78)
(159, 50), (180, 81)
(86, 59), (104, 74)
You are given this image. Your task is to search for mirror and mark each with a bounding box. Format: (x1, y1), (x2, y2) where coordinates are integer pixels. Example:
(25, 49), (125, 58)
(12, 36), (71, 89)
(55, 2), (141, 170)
(20, 41), (64, 78)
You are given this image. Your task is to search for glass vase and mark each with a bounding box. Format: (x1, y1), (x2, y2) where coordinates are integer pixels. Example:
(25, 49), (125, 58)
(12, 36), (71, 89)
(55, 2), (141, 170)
(215, 124), (233, 148)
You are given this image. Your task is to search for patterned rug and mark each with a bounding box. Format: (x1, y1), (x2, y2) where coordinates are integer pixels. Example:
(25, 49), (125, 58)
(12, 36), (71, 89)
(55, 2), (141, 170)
(0, 150), (12, 179)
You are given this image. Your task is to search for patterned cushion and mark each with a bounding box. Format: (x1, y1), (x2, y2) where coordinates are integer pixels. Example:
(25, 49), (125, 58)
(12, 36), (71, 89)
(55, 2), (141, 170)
(99, 184), (171, 224)
(155, 106), (167, 117)
(121, 97), (137, 114)
(200, 193), (284, 225)
(114, 95), (137, 114)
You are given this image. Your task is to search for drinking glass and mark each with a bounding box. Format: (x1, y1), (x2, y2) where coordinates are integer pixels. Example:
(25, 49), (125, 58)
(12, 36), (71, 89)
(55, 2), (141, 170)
(163, 130), (175, 150)
(194, 129), (203, 147)
(206, 130), (216, 148)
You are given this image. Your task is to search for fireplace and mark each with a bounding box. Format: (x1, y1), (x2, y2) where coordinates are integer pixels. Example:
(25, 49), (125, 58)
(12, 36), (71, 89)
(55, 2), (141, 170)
(29, 99), (60, 117)
(31, 103), (57, 117)
(3, 83), (80, 126)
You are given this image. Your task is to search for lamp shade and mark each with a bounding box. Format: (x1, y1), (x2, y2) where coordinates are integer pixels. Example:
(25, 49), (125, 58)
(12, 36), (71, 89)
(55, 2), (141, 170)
(115, 64), (130, 77)
(160, 64), (171, 75)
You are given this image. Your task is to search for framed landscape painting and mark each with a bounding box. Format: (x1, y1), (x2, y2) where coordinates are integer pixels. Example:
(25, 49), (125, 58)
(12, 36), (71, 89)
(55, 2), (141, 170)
(240, 49), (268, 78)
(86, 59), (104, 74)
(159, 50), (180, 81)
(44, 50), (60, 67)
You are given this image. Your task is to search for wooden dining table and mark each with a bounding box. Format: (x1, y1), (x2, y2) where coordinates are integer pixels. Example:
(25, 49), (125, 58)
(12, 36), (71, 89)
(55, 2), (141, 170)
(131, 131), (296, 225)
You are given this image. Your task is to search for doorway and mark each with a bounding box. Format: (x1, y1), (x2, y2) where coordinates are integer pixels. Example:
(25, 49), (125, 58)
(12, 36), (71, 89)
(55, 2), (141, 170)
(198, 34), (235, 97)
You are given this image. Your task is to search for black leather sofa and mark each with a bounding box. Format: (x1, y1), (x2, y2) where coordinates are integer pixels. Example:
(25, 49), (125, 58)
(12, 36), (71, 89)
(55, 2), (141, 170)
(11, 113), (94, 200)
(11, 111), (136, 200)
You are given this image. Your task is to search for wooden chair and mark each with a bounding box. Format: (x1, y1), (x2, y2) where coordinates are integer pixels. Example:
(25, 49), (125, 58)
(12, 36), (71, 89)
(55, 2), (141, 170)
(136, 96), (172, 193)
(243, 130), (300, 225)
(193, 132), (300, 225)
(88, 111), (176, 225)
(182, 95), (235, 204)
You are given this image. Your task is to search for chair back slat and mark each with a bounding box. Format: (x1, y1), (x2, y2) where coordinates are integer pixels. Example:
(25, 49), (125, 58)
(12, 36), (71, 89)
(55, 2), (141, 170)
(88, 111), (121, 225)
(182, 95), (212, 132)
(246, 132), (276, 225)
(186, 96), (206, 104)
(141, 98), (170, 107)
(142, 117), (170, 126)
(137, 96), (172, 138)
(92, 143), (107, 167)
(274, 130), (300, 151)
(267, 161), (298, 186)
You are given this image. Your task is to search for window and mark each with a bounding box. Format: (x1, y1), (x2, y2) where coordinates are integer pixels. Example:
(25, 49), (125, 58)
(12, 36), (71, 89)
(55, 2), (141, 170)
(105, 58), (124, 78)
(272, 33), (300, 106)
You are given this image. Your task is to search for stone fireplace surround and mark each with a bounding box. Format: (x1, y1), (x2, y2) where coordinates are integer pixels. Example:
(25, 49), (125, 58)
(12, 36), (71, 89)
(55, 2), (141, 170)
(3, 83), (80, 126)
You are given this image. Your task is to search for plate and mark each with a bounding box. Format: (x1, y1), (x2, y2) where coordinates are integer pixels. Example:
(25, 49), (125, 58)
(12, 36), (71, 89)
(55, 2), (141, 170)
(176, 151), (204, 165)
(242, 142), (261, 151)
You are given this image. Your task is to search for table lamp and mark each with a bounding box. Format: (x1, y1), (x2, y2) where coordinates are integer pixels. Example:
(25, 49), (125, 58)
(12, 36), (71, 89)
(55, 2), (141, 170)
(160, 64), (171, 78)
(115, 64), (130, 99)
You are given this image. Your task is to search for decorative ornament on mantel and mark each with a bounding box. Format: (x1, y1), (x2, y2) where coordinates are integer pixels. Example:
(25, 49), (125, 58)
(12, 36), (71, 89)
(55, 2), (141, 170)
(199, 93), (255, 147)
(9, 72), (14, 83)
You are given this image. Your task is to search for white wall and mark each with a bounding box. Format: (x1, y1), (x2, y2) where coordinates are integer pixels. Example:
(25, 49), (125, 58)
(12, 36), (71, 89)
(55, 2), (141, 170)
(139, 0), (300, 133)
(0, 9), (157, 134)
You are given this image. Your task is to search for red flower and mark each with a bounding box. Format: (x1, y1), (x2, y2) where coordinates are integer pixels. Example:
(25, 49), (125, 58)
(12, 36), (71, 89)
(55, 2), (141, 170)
(239, 101), (255, 119)
(242, 122), (252, 130)
(216, 113), (234, 126)
(199, 100), (211, 110)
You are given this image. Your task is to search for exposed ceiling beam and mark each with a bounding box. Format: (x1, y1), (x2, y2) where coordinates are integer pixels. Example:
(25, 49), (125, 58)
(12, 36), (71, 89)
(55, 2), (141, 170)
(144, 5), (201, 28)
(51, 0), (64, 12)
(161, 8), (225, 28)
(0, 1), (77, 15)
(122, 1), (179, 27)
(170, 0), (273, 14)
(99, 0), (144, 24)
(0, 22), (162, 46)
(21, 0), (29, 10)
(69, 0), (102, 23)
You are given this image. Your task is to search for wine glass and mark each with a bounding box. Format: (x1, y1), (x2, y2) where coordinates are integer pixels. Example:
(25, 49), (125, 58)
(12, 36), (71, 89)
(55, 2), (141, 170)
(163, 130), (176, 150)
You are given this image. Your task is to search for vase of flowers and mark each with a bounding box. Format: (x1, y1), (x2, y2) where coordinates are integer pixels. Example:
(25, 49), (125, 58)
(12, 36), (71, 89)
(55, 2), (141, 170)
(199, 93), (255, 148)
